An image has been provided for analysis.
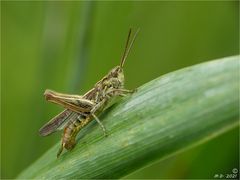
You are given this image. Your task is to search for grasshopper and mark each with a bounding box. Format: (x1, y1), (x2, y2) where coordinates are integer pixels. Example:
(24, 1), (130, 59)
(39, 29), (139, 157)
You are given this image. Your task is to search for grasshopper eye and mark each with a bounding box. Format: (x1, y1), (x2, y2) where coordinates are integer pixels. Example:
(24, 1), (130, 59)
(111, 71), (118, 77)
(110, 67), (120, 77)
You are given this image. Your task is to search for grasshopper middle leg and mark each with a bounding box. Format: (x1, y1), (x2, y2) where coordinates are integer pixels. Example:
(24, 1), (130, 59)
(90, 99), (108, 136)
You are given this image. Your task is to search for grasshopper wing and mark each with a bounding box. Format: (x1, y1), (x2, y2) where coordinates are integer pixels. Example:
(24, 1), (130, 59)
(39, 109), (73, 136)
(44, 89), (95, 113)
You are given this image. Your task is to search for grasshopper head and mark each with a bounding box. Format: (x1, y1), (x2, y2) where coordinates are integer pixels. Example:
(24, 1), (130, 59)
(105, 29), (139, 88)
(106, 28), (139, 88)
(107, 65), (124, 88)
(97, 29), (139, 90)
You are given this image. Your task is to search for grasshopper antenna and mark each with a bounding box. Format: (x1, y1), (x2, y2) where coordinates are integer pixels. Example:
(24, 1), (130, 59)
(120, 28), (140, 68)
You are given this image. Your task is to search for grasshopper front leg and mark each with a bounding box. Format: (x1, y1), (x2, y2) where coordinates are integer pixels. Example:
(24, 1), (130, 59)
(108, 88), (136, 97)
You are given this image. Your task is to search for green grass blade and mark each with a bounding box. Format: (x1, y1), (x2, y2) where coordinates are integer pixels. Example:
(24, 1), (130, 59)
(17, 56), (239, 179)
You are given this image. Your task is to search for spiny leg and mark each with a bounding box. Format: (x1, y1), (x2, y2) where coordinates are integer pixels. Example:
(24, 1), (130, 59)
(90, 99), (108, 136)
(92, 113), (108, 137)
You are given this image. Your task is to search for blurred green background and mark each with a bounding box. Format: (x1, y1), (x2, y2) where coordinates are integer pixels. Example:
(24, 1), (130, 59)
(1, 1), (239, 179)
